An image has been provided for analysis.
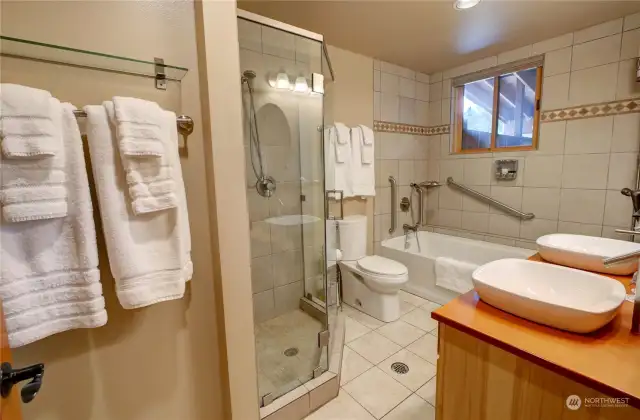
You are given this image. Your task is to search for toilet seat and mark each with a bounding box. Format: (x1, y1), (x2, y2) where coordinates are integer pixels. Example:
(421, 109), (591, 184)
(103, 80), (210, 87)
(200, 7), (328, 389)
(357, 255), (408, 277)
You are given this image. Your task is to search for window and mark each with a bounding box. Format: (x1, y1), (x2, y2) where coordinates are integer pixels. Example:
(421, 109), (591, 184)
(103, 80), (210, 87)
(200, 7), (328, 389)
(453, 57), (543, 153)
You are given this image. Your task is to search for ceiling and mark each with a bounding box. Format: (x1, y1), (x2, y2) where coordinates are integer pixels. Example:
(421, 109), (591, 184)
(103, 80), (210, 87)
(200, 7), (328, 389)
(239, 0), (640, 74)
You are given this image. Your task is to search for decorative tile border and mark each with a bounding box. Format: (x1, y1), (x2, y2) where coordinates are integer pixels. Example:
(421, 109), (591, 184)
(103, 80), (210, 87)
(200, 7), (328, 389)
(541, 98), (640, 123)
(373, 120), (450, 136)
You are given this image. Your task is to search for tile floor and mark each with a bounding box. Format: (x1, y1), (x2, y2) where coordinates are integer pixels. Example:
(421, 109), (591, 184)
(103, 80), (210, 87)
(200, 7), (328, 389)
(306, 291), (441, 420)
(255, 309), (326, 400)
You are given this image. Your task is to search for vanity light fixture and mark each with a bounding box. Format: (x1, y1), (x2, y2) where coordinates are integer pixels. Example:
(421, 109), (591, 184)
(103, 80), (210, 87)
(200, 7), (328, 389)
(454, 0), (480, 10)
(275, 72), (291, 90)
(293, 76), (309, 93)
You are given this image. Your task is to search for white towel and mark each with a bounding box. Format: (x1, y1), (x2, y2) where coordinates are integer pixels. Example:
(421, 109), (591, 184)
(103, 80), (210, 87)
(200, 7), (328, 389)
(332, 122), (350, 163)
(324, 124), (353, 198)
(0, 84), (61, 158)
(357, 125), (374, 164)
(350, 126), (375, 197)
(435, 257), (478, 294)
(0, 103), (105, 348)
(105, 101), (177, 215)
(0, 98), (68, 223)
(112, 96), (165, 157)
(84, 105), (192, 309)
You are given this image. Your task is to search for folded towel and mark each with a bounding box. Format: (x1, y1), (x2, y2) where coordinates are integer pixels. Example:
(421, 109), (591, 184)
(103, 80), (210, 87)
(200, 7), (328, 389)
(112, 96), (165, 157)
(1, 84), (61, 157)
(104, 101), (177, 215)
(435, 257), (478, 294)
(0, 98), (68, 223)
(325, 124), (353, 198)
(357, 125), (374, 164)
(0, 103), (105, 347)
(84, 105), (192, 309)
(350, 126), (375, 197)
(333, 122), (350, 163)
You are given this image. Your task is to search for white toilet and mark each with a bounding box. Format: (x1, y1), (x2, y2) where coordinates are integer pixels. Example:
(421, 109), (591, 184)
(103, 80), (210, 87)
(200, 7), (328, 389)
(331, 215), (409, 322)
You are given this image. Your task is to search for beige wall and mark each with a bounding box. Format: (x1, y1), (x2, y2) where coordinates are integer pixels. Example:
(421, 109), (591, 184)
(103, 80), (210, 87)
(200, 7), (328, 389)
(416, 14), (640, 248)
(0, 1), (246, 419)
(325, 46), (375, 254)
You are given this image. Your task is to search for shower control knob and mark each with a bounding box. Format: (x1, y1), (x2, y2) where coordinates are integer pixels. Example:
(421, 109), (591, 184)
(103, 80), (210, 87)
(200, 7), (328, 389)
(256, 176), (277, 198)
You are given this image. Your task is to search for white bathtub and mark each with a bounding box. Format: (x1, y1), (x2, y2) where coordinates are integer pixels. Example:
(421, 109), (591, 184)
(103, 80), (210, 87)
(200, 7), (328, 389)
(381, 232), (536, 305)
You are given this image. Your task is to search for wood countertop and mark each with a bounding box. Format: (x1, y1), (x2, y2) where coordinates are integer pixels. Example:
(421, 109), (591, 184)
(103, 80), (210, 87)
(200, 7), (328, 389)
(431, 254), (640, 408)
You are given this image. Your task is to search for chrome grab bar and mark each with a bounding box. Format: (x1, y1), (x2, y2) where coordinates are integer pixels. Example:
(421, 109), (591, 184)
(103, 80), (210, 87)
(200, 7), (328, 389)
(446, 177), (535, 220)
(389, 176), (397, 234)
(410, 182), (424, 226)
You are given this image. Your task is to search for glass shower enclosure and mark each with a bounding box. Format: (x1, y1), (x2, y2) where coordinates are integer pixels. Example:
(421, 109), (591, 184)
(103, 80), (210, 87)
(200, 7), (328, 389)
(237, 10), (333, 406)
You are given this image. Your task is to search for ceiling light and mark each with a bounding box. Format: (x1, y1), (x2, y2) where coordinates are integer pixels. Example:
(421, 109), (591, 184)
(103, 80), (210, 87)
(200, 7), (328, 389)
(293, 76), (309, 93)
(275, 72), (291, 90)
(454, 0), (480, 10)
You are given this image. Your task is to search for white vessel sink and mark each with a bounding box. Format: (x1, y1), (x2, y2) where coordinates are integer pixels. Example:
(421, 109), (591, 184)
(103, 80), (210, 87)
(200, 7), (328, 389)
(472, 259), (626, 333)
(537, 234), (640, 275)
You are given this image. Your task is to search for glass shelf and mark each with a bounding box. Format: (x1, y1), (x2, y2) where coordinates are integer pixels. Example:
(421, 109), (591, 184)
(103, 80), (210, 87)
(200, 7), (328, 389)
(0, 35), (188, 82)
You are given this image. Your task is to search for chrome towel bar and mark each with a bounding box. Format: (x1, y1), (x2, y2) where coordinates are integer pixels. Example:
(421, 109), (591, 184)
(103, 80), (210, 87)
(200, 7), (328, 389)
(72, 109), (194, 138)
(446, 177), (535, 220)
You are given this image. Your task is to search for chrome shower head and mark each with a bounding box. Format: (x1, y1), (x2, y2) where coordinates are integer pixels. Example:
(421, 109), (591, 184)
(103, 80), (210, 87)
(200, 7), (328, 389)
(243, 70), (257, 80)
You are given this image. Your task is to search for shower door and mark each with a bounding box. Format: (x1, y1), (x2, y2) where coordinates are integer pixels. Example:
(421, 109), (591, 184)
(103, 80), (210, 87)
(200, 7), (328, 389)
(237, 12), (328, 406)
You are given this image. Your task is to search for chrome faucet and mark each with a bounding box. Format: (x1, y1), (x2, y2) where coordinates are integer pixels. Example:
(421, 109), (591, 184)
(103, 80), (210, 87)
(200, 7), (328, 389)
(603, 233), (640, 333)
(403, 223), (421, 252)
(621, 188), (640, 226)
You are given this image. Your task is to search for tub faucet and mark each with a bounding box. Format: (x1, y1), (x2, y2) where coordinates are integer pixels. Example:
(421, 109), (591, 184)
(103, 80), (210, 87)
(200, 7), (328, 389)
(603, 242), (640, 334)
(403, 223), (421, 252)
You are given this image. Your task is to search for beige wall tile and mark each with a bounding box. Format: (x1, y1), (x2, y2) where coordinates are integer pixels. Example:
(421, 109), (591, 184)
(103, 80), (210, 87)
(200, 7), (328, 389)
(515, 240), (538, 250)
(238, 19), (262, 52)
(522, 187), (561, 220)
(251, 221), (272, 257)
(374, 70), (381, 92)
(381, 72), (400, 95)
(544, 47), (572, 77)
(437, 209), (462, 228)
(520, 218), (558, 240)
(607, 153), (637, 190)
(573, 18), (623, 44)
(439, 185), (463, 210)
(498, 45), (532, 65)
(427, 159), (440, 181)
(537, 121), (566, 155)
(272, 249), (303, 286)
(489, 186), (523, 214)
(274, 281), (303, 315)
(461, 211), (490, 233)
(561, 154), (610, 189)
(417, 72), (430, 83)
(439, 159), (464, 182)
(414, 137), (429, 160)
(400, 77), (416, 99)
(374, 59), (381, 70)
(616, 59), (640, 99)
(262, 25), (295, 60)
(381, 93), (400, 121)
(253, 290), (275, 323)
(612, 113), (640, 152)
(416, 82), (430, 101)
(399, 160), (415, 186)
(564, 116), (613, 154)
(428, 101), (442, 126)
(415, 100), (429, 126)
(541, 73), (570, 110)
(442, 79), (452, 99)
(559, 189), (606, 224)
(571, 34), (621, 71)
(621, 28), (640, 60)
(247, 190), (270, 222)
(427, 136), (441, 160)
(430, 81), (442, 102)
(488, 214), (521, 237)
(271, 224), (302, 252)
(374, 214), (392, 241)
(624, 12), (640, 31)
(430, 72), (443, 83)
(532, 33), (574, 54)
(462, 186), (491, 213)
(414, 160), (429, 181)
(374, 92), (381, 120)
(441, 134), (452, 158)
(463, 158), (492, 185)
(558, 221), (603, 236)
(399, 97), (416, 124)
(441, 99), (452, 125)
(604, 189), (632, 227)
(524, 155), (564, 187)
(252, 256), (274, 294)
(381, 133), (414, 159)
(602, 225), (630, 239)
(485, 235), (516, 246)
(378, 159), (399, 186)
(569, 63), (618, 106)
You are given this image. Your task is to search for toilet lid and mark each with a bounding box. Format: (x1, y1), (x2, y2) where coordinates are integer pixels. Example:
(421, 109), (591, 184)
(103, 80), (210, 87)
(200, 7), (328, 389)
(357, 255), (408, 276)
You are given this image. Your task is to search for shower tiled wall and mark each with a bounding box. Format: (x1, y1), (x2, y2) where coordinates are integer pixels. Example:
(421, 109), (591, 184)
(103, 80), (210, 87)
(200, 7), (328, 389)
(372, 61), (432, 253)
(421, 13), (640, 248)
(239, 18), (325, 322)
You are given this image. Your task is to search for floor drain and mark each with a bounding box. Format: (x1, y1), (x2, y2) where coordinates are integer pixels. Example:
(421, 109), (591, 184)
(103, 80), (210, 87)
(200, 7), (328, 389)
(284, 347), (299, 357)
(391, 362), (409, 375)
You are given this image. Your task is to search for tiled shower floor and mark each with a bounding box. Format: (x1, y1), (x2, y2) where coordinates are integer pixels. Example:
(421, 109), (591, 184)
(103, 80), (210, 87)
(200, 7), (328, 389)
(255, 309), (326, 400)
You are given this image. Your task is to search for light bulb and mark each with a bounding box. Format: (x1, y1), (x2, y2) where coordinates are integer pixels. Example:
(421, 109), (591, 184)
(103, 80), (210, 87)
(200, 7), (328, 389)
(454, 0), (480, 10)
(294, 76), (309, 93)
(275, 72), (291, 89)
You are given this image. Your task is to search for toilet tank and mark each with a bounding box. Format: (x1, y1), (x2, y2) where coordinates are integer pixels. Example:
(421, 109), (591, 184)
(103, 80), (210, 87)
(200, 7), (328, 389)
(337, 215), (367, 261)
